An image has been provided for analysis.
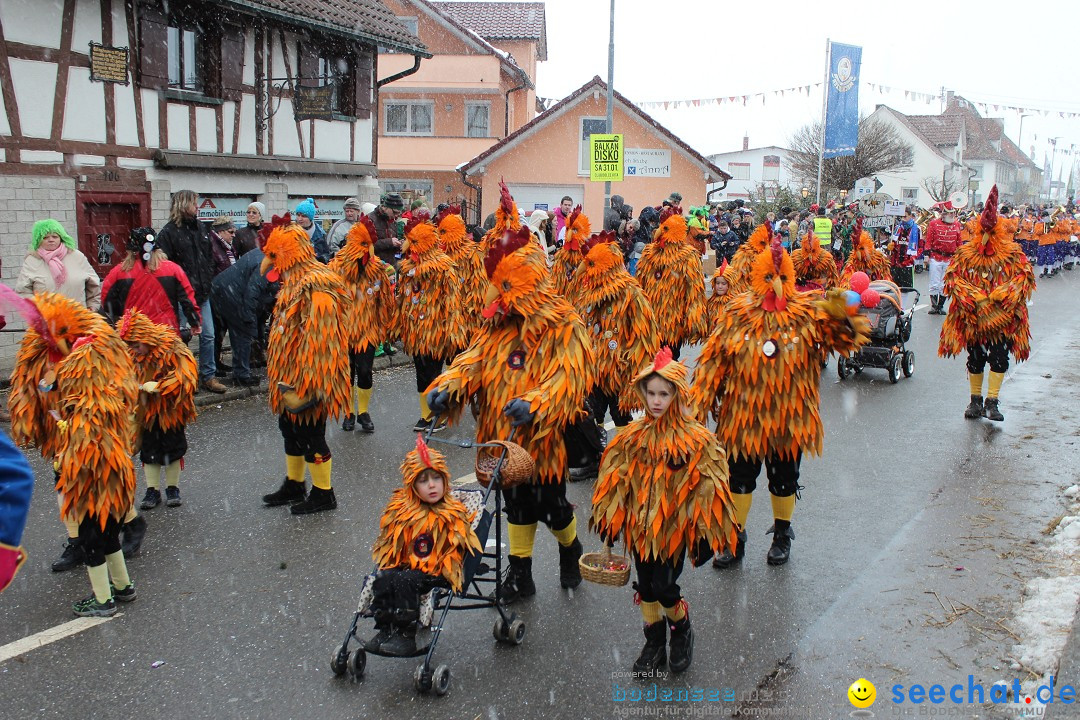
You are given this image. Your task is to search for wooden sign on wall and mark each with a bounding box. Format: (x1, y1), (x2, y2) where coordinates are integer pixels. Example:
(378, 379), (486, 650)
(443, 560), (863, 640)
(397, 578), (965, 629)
(89, 43), (130, 85)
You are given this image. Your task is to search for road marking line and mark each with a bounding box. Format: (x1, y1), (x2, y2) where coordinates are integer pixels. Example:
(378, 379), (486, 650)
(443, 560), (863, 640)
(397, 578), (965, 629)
(0, 616), (115, 664)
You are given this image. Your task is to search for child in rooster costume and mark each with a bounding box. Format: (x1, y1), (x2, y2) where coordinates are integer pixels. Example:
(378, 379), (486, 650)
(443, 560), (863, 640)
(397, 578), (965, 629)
(690, 239), (869, 567)
(839, 217), (892, 285)
(590, 348), (739, 674)
(393, 211), (468, 432)
(6, 289), (140, 616)
(551, 205), (591, 300)
(635, 207), (707, 361)
(118, 309), (198, 512)
(790, 231), (839, 292)
(367, 435), (482, 656)
(329, 215), (395, 434)
(705, 259), (735, 327)
(939, 186), (1035, 422)
(437, 205), (486, 340)
(260, 218), (351, 515)
(425, 226), (596, 601)
(572, 231), (659, 434)
(724, 222), (773, 295)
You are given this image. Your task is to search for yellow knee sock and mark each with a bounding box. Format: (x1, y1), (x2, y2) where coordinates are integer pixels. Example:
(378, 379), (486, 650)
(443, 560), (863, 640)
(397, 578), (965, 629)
(508, 522), (538, 558)
(640, 601), (662, 624)
(105, 551), (130, 590)
(308, 456), (332, 490)
(122, 506), (137, 524)
(550, 516), (578, 547)
(357, 387), (372, 415)
(987, 371), (1004, 400)
(969, 372), (984, 396)
(144, 464), (161, 490)
(286, 454), (306, 482)
(57, 493), (78, 538)
(770, 493), (796, 522)
(731, 492), (753, 527)
(663, 600), (687, 622)
(351, 386), (360, 415)
(164, 460), (181, 488)
(418, 392), (432, 421)
(87, 563), (111, 603)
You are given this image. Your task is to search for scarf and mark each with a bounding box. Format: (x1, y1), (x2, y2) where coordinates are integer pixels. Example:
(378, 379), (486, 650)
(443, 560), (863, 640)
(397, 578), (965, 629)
(38, 245), (68, 287)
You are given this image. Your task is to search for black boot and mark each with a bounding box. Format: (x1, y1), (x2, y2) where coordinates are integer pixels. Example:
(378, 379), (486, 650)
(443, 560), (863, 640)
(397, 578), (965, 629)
(51, 538), (85, 573)
(342, 414), (355, 432)
(667, 608), (694, 673)
(964, 394), (984, 419)
(938, 296), (948, 314)
(357, 412), (374, 433)
(290, 486), (337, 515)
(632, 621), (667, 673)
(983, 397), (1004, 422)
(498, 555), (536, 604)
(558, 537), (583, 589)
(380, 609), (419, 657)
(712, 529), (746, 569)
(766, 521), (795, 566)
(262, 478), (306, 506)
(365, 609), (394, 652)
(927, 296), (937, 314)
(121, 515), (148, 558)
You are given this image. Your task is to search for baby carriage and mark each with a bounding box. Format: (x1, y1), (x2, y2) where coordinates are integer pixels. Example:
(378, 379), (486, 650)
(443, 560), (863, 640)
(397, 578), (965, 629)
(837, 280), (919, 384)
(329, 427), (532, 696)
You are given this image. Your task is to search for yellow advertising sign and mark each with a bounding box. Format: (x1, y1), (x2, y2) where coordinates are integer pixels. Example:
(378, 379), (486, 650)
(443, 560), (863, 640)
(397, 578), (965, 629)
(590, 134), (623, 182)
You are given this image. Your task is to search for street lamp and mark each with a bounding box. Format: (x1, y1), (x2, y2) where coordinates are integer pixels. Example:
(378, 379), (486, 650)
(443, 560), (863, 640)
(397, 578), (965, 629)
(801, 186), (809, 209)
(839, 188), (848, 205)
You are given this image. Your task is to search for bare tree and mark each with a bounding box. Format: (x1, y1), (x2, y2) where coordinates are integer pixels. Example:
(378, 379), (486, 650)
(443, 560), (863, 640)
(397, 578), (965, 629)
(788, 118), (914, 195)
(921, 170), (966, 203)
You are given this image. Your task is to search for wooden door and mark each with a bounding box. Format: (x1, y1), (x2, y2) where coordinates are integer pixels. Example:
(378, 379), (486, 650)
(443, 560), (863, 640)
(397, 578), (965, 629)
(75, 192), (150, 278)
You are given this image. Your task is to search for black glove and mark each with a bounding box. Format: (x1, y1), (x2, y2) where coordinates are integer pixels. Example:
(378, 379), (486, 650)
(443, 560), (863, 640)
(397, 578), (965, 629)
(689, 538), (713, 568)
(503, 398), (535, 427)
(426, 388), (450, 415)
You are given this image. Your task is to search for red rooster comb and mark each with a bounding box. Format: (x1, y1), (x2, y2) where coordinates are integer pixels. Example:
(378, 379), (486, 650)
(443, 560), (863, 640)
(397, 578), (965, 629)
(653, 346), (674, 371)
(499, 178), (514, 214)
(484, 225), (532, 279)
(582, 230), (615, 256)
(981, 185), (999, 232)
(853, 215), (863, 241)
(118, 308), (135, 339)
(272, 212), (292, 228)
(0, 284), (49, 346)
(770, 237), (784, 273)
(404, 207), (431, 237)
(567, 204), (582, 229)
(718, 257), (729, 274)
(416, 433), (432, 468)
(358, 214), (378, 243)
(435, 204), (461, 225)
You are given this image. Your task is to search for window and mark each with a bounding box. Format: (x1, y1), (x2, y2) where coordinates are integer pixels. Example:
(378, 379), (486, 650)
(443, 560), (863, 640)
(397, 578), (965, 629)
(168, 23), (203, 92)
(465, 102), (490, 138)
(379, 179), (433, 204)
(385, 101), (433, 135)
(901, 187), (919, 202)
(762, 155), (780, 182)
(969, 163), (983, 179)
(727, 162), (750, 180)
(380, 17), (418, 53)
(315, 54), (348, 114)
(579, 117), (608, 175)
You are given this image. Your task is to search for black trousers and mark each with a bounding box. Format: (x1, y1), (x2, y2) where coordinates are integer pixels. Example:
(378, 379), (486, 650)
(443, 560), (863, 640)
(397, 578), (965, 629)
(633, 552), (685, 608)
(728, 452), (802, 497)
(370, 568), (446, 613)
(504, 480), (574, 530)
(589, 388), (632, 427)
(79, 515), (122, 566)
(139, 421), (187, 465)
(413, 354), (443, 393)
(349, 344), (376, 389)
(966, 341), (1009, 374)
(278, 414), (330, 462)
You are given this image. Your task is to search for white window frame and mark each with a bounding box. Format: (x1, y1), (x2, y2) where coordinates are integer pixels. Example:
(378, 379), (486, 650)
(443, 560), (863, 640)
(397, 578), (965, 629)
(384, 100), (434, 136)
(901, 187), (919, 202)
(762, 155), (781, 182)
(578, 116), (608, 176)
(464, 101), (490, 138)
(167, 24), (203, 92)
(728, 162), (750, 181)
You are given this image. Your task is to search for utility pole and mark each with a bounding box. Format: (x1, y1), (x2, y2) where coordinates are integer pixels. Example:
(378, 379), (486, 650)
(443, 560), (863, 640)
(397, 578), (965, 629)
(603, 0), (615, 214)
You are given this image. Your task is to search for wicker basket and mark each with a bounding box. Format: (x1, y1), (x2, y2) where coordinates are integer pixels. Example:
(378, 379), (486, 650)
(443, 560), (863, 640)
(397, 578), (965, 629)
(474, 441), (534, 489)
(579, 546), (632, 587)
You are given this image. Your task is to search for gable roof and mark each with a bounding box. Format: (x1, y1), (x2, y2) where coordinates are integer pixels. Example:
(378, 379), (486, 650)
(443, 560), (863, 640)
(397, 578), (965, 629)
(872, 105), (956, 164)
(460, 76), (730, 182)
(433, 1), (547, 60)
(905, 114), (965, 147)
(941, 96), (1036, 167)
(228, 0), (428, 55)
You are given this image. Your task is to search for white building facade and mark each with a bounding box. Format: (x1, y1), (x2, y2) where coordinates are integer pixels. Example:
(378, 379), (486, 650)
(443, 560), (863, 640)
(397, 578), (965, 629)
(706, 144), (795, 202)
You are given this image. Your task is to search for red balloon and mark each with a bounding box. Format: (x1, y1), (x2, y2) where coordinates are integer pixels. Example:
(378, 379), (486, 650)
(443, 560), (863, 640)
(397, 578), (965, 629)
(850, 272), (870, 293)
(861, 288), (880, 308)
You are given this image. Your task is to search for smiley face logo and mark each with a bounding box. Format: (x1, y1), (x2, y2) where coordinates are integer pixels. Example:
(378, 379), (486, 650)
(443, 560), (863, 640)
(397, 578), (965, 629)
(847, 678), (876, 709)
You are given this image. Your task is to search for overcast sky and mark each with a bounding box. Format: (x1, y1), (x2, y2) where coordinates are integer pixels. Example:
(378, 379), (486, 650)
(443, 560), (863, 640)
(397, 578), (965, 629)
(530, 0), (1080, 183)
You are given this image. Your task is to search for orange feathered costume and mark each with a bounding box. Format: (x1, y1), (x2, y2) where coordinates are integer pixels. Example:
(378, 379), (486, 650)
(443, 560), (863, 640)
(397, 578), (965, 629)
(329, 214), (395, 354)
(840, 218), (892, 285)
(551, 205), (590, 300)
(635, 208), (708, 350)
(371, 436), (482, 592)
(705, 259), (736, 327)
(482, 180), (548, 270)
(725, 223), (772, 295)
(437, 205), (486, 339)
(790, 231), (839, 291)
(118, 309), (197, 437)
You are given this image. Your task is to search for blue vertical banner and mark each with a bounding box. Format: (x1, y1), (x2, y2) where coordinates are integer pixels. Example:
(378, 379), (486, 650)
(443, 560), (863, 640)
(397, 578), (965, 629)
(823, 42), (862, 158)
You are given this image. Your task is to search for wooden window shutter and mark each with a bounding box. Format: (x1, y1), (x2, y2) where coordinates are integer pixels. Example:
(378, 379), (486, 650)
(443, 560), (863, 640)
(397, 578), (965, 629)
(220, 26), (245, 100)
(297, 40), (318, 88)
(137, 1), (168, 90)
(352, 46), (373, 120)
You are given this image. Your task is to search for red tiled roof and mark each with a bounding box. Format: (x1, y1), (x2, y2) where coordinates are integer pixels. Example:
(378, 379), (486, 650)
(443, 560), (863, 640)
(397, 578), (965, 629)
(906, 114), (964, 146)
(876, 106), (954, 163)
(433, 1), (547, 60)
(228, 0), (427, 54)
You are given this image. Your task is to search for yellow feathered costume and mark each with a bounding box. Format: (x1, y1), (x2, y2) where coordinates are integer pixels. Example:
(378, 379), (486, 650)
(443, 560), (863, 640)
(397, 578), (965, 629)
(551, 205), (590, 300)
(839, 217), (892, 285)
(571, 231), (659, 413)
(117, 309), (197, 433)
(7, 289), (138, 529)
(371, 436), (482, 592)
(635, 208), (708, 349)
(790, 231), (839, 291)
(328, 214), (395, 353)
(437, 205), (486, 339)
(590, 348), (739, 562)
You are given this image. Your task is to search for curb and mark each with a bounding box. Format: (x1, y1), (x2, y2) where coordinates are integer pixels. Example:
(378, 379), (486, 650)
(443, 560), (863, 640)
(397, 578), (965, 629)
(1044, 617), (1079, 719)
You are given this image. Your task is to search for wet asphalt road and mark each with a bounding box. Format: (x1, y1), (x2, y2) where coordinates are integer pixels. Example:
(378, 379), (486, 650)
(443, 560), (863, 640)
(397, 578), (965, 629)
(2, 269), (1078, 720)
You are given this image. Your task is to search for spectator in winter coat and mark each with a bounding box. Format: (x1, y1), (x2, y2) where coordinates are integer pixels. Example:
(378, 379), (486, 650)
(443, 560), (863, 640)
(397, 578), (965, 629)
(635, 206), (660, 248)
(234, 202), (267, 257)
(710, 218), (741, 261)
(604, 195), (630, 233)
(15, 219), (101, 310)
(327, 197), (362, 257)
(208, 217), (239, 375)
(554, 196), (574, 244)
(210, 248), (276, 387)
(372, 193), (406, 269)
(294, 198), (330, 264)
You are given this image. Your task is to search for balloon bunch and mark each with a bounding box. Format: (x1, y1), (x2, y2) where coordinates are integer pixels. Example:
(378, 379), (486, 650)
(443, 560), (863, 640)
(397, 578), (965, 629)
(848, 272), (880, 309)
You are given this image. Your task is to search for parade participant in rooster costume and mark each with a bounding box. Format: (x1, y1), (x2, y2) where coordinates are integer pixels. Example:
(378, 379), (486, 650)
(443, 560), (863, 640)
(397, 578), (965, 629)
(923, 205), (964, 314)
(259, 216), (351, 515)
(482, 180), (548, 269)
(425, 226), (596, 601)
(591, 348), (739, 675)
(367, 435), (482, 656)
(839, 217), (892, 285)
(6, 288), (140, 616)
(394, 210), (468, 432)
(550, 205), (590, 300)
(635, 207), (707, 360)
(572, 231), (659, 434)
(705, 259), (736, 325)
(118, 309), (198, 514)
(939, 186), (1035, 422)
(790, 230), (839, 292)
(724, 222), (773, 295)
(690, 240), (869, 567)
(329, 215), (395, 434)
(437, 205), (486, 339)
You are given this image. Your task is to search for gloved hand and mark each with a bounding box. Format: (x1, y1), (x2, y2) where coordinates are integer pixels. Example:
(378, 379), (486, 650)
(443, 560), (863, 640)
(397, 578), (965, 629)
(140, 381), (160, 394)
(503, 398), (535, 427)
(426, 387), (450, 415)
(689, 537), (714, 568)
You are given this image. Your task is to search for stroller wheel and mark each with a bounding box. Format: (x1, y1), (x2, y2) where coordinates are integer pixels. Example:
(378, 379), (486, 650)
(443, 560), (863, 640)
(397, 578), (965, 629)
(347, 649), (366, 679)
(493, 616), (511, 643)
(433, 664), (451, 696)
(837, 357), (852, 380)
(508, 618), (526, 646)
(902, 351), (915, 378)
(330, 644), (349, 676)
(414, 663), (434, 693)
(888, 355), (902, 384)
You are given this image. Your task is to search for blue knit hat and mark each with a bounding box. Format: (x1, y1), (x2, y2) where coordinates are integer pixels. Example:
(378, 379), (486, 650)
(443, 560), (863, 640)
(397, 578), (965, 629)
(294, 197), (317, 220)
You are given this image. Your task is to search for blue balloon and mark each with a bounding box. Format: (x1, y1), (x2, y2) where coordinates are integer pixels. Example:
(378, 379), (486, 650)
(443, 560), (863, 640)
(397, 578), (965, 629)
(844, 290), (861, 306)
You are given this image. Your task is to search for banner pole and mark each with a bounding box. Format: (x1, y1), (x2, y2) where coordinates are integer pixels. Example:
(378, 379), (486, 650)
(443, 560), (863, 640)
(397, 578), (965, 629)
(816, 39), (830, 206)
(604, 0), (615, 212)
